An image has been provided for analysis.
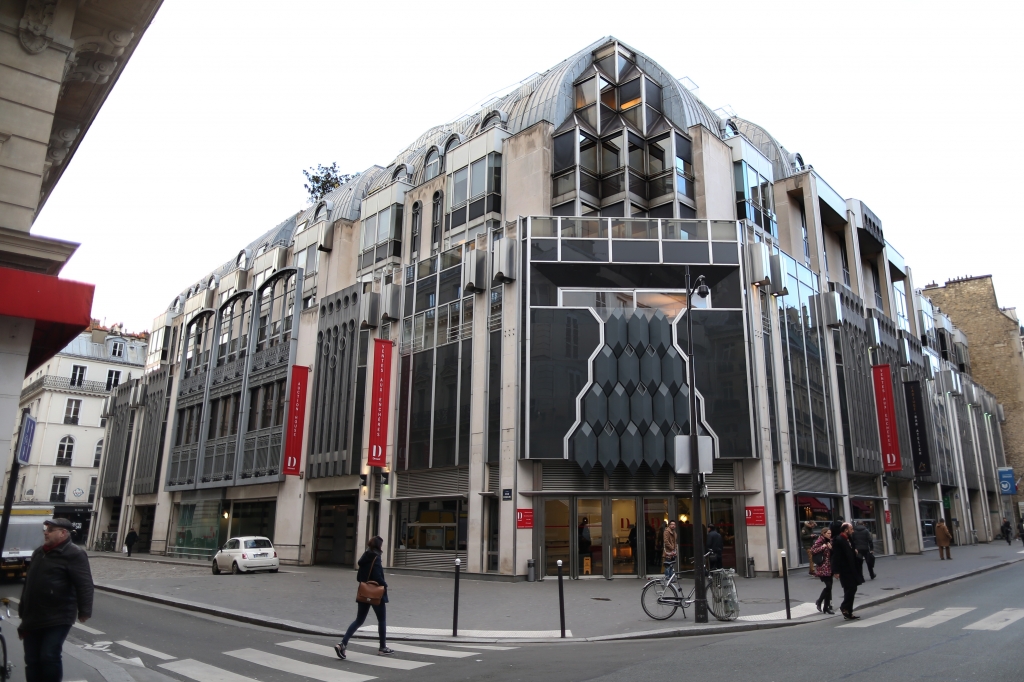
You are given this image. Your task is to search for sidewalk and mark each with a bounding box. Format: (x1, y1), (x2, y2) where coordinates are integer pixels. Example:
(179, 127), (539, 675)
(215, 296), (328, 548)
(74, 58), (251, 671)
(87, 543), (1024, 642)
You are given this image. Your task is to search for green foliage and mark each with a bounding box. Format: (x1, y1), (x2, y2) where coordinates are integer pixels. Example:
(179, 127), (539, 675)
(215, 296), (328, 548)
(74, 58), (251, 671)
(303, 163), (356, 203)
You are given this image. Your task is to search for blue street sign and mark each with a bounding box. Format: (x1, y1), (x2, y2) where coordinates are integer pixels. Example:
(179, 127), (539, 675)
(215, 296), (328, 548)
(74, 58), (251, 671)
(16, 415), (36, 466)
(998, 467), (1017, 495)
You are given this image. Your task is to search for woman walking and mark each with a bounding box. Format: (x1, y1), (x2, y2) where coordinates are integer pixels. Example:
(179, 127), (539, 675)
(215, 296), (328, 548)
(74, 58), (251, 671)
(811, 528), (835, 615)
(335, 536), (394, 659)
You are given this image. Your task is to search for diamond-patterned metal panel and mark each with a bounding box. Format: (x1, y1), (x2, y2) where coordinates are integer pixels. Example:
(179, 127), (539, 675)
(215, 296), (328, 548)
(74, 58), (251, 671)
(593, 345), (617, 393)
(627, 310), (649, 356)
(598, 425), (619, 472)
(584, 384), (607, 432)
(648, 309), (671, 356)
(618, 347), (640, 394)
(573, 423), (598, 475)
(644, 422), (666, 473)
(662, 348), (684, 394)
(630, 388), (652, 432)
(608, 383), (630, 434)
(605, 309), (628, 356)
(652, 384), (673, 433)
(620, 422), (643, 474)
(640, 346), (661, 389)
(673, 385), (691, 433)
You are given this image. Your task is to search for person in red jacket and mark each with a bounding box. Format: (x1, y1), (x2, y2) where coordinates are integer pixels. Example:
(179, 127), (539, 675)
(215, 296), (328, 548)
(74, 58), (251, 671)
(811, 528), (835, 615)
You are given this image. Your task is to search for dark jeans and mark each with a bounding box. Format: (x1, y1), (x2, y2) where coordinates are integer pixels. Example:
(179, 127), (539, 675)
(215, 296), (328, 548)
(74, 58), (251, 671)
(23, 623), (73, 682)
(126, 544), (134, 557)
(864, 552), (876, 578)
(709, 554), (723, 571)
(342, 601), (386, 649)
(817, 575), (833, 609)
(839, 578), (858, 615)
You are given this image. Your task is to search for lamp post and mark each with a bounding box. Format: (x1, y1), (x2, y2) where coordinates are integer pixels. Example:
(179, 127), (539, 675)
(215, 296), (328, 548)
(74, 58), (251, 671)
(686, 265), (710, 623)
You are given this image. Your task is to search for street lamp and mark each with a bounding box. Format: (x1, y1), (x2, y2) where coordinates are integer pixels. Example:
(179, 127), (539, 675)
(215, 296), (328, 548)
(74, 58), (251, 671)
(685, 265), (710, 623)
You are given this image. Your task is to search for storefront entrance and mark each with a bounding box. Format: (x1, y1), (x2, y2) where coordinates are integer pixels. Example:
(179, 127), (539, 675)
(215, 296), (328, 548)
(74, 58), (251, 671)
(794, 494), (841, 566)
(314, 494), (358, 566)
(134, 505), (156, 553)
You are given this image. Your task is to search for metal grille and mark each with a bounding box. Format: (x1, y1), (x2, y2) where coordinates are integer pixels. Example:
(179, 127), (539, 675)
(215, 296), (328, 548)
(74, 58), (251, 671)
(792, 466), (837, 494)
(392, 549), (467, 570)
(101, 382), (135, 498)
(396, 467), (469, 498)
(608, 463), (671, 491)
(487, 465), (499, 493)
(132, 368), (170, 495)
(541, 459), (605, 491)
(675, 467), (737, 492)
(847, 475), (879, 497)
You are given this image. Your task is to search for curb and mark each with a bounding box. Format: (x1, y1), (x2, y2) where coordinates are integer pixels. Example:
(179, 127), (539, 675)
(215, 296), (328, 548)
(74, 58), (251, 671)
(88, 552), (210, 569)
(92, 556), (1024, 643)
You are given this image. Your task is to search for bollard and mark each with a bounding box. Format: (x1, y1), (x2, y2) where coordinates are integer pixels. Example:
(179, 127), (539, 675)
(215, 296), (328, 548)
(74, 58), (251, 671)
(527, 558), (535, 582)
(780, 550), (791, 620)
(453, 557), (461, 637)
(557, 559), (566, 638)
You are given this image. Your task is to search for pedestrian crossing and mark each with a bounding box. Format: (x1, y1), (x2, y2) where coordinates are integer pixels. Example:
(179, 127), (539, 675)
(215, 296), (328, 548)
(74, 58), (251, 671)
(837, 606), (1024, 631)
(75, 634), (519, 682)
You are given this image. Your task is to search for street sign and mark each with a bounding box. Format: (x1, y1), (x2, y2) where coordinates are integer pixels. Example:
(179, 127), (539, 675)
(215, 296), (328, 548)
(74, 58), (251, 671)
(516, 509), (533, 529)
(745, 506), (765, 526)
(674, 435), (713, 474)
(502, 488), (512, 501)
(998, 467), (1017, 495)
(16, 414), (36, 465)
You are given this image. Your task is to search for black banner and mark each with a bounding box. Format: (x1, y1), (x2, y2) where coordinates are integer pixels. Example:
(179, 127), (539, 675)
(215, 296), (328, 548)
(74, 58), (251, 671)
(903, 380), (932, 476)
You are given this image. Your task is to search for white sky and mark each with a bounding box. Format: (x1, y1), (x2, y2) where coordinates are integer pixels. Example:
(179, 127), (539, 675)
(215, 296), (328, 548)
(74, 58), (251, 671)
(33, 0), (1024, 333)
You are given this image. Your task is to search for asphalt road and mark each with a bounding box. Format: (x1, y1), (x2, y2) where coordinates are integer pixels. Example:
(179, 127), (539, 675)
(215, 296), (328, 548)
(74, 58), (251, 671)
(1, 562), (1021, 682)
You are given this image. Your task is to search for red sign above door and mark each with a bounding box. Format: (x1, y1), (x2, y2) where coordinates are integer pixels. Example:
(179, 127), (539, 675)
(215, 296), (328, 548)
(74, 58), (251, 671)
(745, 506), (766, 526)
(516, 509), (534, 529)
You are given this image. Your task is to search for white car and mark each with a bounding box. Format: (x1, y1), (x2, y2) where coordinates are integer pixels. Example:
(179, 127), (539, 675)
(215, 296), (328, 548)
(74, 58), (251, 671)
(212, 536), (280, 574)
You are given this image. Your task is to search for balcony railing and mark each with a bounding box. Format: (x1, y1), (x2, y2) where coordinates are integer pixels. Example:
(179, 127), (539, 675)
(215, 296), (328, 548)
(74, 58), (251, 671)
(22, 375), (110, 400)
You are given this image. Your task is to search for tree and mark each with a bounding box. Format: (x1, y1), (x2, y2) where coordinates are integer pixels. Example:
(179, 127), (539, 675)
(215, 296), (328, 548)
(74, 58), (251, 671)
(302, 163), (356, 203)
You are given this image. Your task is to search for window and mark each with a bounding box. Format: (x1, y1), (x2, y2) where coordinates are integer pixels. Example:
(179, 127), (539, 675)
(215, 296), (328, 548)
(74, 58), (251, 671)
(293, 246), (307, 274)
(470, 158), (486, 199)
(411, 202), (422, 252)
(870, 261), (884, 309)
(451, 167), (468, 207)
(93, 440), (103, 467)
(55, 436), (74, 465)
(424, 150), (440, 181)
(111, 341), (125, 358)
(444, 136), (460, 156)
(431, 192), (443, 247)
(70, 365), (86, 387)
(50, 476), (68, 503)
(88, 477), (97, 504)
(839, 239), (851, 287)
(64, 399), (81, 425)
(237, 251), (247, 269)
(106, 370), (121, 391)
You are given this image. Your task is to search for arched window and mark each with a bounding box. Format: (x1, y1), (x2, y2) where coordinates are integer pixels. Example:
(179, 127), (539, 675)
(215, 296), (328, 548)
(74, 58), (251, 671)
(93, 440), (103, 467)
(411, 202), (422, 250)
(424, 149), (440, 180)
(431, 191), (443, 247)
(444, 136), (461, 156)
(207, 276), (217, 290)
(237, 251), (247, 269)
(255, 244), (267, 257)
(56, 436), (74, 466)
(392, 165), (410, 183)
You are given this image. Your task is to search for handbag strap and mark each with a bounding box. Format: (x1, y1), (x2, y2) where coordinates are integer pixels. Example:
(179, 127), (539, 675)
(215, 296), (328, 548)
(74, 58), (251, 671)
(364, 553), (377, 582)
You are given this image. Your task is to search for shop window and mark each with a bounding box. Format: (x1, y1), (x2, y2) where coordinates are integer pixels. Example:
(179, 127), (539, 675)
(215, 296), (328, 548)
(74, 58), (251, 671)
(394, 499), (466, 551)
(795, 495), (837, 565)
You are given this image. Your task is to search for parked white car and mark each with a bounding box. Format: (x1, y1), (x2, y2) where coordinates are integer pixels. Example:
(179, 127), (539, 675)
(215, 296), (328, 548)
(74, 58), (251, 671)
(212, 536), (279, 574)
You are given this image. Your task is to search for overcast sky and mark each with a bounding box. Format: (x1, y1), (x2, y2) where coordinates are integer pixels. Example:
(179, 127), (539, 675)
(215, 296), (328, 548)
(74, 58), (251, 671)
(34, 0), (1024, 333)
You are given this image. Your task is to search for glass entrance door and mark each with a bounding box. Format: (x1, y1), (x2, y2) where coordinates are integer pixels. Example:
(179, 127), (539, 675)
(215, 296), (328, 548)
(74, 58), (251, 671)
(543, 499), (570, 577)
(576, 498), (603, 577)
(611, 499), (638, 575)
(889, 501), (904, 554)
(643, 498), (670, 576)
(314, 495), (357, 566)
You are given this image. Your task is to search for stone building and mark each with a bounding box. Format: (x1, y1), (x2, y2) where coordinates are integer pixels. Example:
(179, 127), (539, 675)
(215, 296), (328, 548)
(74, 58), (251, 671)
(91, 37), (1011, 578)
(923, 275), (1024, 523)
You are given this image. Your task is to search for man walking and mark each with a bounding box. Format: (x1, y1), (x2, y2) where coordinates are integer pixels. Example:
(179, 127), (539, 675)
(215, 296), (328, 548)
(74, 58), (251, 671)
(851, 521), (876, 580)
(125, 526), (138, 557)
(663, 520), (677, 578)
(831, 523), (860, 620)
(936, 519), (952, 560)
(1000, 518), (1012, 546)
(19, 518), (94, 682)
(706, 525), (724, 571)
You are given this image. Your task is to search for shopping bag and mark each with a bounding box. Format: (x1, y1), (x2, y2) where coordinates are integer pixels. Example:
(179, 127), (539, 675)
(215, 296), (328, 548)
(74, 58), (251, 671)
(122, 545), (128, 553)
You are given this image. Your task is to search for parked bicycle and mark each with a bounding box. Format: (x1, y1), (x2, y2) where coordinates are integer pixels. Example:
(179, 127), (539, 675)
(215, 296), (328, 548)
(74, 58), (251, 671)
(641, 551), (740, 621)
(0, 597), (13, 681)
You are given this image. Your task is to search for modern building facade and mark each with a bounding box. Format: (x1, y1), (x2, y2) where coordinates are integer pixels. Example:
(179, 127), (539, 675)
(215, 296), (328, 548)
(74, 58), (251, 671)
(0, 0), (161, 480)
(7, 325), (146, 542)
(91, 37), (1011, 579)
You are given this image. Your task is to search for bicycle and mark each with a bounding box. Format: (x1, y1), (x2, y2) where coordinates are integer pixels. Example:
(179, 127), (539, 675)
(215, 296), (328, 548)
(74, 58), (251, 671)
(640, 551), (740, 622)
(0, 597), (12, 681)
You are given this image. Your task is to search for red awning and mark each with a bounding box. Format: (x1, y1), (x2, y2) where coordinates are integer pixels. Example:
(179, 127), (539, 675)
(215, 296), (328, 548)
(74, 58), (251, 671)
(0, 267), (94, 375)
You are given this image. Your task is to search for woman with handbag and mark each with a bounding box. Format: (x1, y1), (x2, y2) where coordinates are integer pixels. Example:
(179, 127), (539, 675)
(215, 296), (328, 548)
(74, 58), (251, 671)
(335, 536), (394, 659)
(811, 528), (835, 614)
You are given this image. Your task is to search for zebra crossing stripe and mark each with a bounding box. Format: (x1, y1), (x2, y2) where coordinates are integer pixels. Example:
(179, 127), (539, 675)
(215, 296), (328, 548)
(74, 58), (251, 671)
(963, 609), (1024, 631)
(837, 608), (923, 628)
(277, 640), (430, 670)
(898, 607), (976, 628)
(160, 659), (259, 682)
(347, 641), (477, 658)
(224, 649), (375, 682)
(116, 640), (176, 660)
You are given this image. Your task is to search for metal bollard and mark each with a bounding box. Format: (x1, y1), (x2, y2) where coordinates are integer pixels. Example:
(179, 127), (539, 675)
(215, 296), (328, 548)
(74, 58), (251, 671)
(453, 557), (461, 637)
(780, 550), (791, 620)
(557, 559), (566, 638)
(527, 558), (535, 582)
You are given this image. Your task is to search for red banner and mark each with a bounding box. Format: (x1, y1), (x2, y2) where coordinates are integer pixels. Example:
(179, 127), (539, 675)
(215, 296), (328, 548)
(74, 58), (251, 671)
(517, 509), (534, 529)
(745, 506), (766, 526)
(873, 364), (902, 472)
(367, 338), (393, 468)
(283, 365), (308, 476)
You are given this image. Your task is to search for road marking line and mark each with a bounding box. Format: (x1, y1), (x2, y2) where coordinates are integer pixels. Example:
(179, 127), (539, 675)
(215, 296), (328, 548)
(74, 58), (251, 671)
(963, 609), (1024, 631)
(359, 625), (571, 638)
(161, 659), (259, 682)
(348, 641), (476, 658)
(737, 602), (819, 622)
(224, 648), (375, 682)
(898, 607), (976, 628)
(116, 641), (176, 660)
(277, 640), (429, 670)
(449, 644), (519, 650)
(837, 608), (923, 628)
(72, 623), (105, 635)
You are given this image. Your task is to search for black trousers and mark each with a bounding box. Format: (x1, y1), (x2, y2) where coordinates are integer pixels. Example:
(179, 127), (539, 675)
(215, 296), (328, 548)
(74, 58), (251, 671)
(23, 623), (73, 682)
(342, 601), (386, 649)
(817, 576), (833, 609)
(864, 552), (876, 578)
(839, 578), (858, 615)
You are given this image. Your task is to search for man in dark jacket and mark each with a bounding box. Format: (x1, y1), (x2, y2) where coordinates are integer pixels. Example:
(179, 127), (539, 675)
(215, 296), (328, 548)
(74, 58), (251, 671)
(125, 527), (139, 557)
(19, 518), (94, 682)
(706, 526), (724, 570)
(1000, 518), (1012, 545)
(851, 521), (876, 580)
(831, 523), (860, 620)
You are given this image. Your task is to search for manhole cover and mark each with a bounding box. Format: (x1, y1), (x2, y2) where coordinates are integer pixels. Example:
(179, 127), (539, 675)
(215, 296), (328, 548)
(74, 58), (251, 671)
(591, 597), (611, 601)
(740, 598), (782, 604)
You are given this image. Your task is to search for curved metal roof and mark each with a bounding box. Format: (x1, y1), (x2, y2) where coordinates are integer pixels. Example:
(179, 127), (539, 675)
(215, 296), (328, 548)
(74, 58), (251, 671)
(729, 117), (801, 180)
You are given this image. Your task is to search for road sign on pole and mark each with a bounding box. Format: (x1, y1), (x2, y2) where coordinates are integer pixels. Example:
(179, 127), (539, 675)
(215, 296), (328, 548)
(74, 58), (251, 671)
(998, 467), (1017, 495)
(16, 414), (36, 465)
